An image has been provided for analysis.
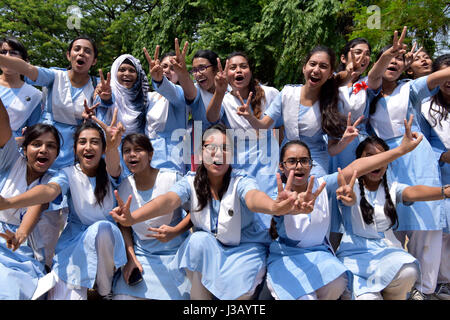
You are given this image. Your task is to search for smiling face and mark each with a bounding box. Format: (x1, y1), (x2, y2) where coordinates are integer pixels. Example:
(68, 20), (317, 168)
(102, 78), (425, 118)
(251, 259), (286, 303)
(410, 51), (432, 78)
(0, 42), (25, 75)
(117, 62), (137, 89)
(122, 140), (152, 174)
(201, 130), (231, 178)
(66, 39), (97, 74)
(227, 55), (252, 91)
(360, 142), (387, 185)
(303, 51), (333, 89)
(161, 56), (178, 84)
(383, 53), (405, 82)
(279, 143), (312, 190)
(24, 131), (59, 177)
(192, 57), (216, 92)
(75, 128), (104, 176)
(342, 43), (371, 74)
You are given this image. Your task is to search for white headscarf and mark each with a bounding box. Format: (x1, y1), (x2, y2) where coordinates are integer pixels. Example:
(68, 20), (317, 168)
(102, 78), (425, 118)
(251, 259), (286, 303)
(110, 54), (150, 134)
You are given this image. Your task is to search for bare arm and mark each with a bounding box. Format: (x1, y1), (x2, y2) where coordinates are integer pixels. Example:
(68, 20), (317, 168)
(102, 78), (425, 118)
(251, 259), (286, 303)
(0, 183), (61, 210)
(426, 66), (450, 91)
(170, 38), (197, 101)
(402, 185), (450, 202)
(0, 98), (12, 147)
(0, 55), (38, 82)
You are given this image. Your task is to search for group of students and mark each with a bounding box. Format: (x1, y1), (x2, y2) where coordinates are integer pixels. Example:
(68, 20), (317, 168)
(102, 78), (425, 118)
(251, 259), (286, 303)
(0, 25), (449, 300)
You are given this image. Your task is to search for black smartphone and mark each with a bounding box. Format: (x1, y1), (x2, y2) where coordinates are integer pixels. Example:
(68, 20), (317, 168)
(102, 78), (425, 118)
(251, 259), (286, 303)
(128, 268), (143, 286)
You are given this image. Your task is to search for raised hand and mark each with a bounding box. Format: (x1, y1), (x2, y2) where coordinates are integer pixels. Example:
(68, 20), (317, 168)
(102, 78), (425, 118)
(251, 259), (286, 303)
(236, 91), (253, 119)
(214, 57), (229, 94)
(336, 168), (357, 206)
(90, 107), (125, 150)
(295, 176), (327, 213)
(95, 69), (112, 101)
(82, 99), (100, 119)
(147, 224), (178, 243)
(143, 45), (163, 82)
(341, 112), (364, 144)
(346, 48), (363, 79)
(404, 42), (424, 69)
(0, 229), (26, 251)
(110, 190), (134, 227)
(272, 171), (300, 215)
(383, 26), (408, 60)
(399, 114), (423, 154)
(169, 38), (189, 76)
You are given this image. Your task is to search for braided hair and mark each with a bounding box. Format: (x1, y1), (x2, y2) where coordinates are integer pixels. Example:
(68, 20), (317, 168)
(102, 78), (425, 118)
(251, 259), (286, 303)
(355, 136), (398, 229)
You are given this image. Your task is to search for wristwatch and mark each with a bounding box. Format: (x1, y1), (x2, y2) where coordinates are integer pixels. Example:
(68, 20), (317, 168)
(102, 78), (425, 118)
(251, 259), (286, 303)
(442, 184), (450, 199)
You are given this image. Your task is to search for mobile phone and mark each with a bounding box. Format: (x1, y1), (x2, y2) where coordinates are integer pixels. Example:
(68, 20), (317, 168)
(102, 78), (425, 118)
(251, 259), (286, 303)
(128, 268), (143, 286)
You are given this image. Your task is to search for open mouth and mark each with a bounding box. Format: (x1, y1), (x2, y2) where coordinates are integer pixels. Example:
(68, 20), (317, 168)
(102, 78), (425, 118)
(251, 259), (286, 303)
(83, 154), (95, 160)
(197, 78), (207, 84)
(387, 66), (397, 72)
(128, 159), (139, 166)
(235, 75), (245, 82)
(36, 156), (49, 166)
(309, 76), (321, 84)
(76, 59), (85, 66)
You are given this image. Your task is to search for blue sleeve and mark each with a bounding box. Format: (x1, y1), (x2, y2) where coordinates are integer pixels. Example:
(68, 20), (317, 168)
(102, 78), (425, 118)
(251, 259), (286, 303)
(419, 114), (446, 162)
(322, 172), (339, 196)
(152, 77), (186, 109)
(94, 93), (115, 124)
(25, 102), (43, 128)
(0, 135), (20, 172)
(264, 91), (283, 127)
(25, 67), (56, 87)
(410, 76), (437, 111)
(237, 176), (260, 204)
(48, 169), (69, 196)
(169, 175), (192, 205)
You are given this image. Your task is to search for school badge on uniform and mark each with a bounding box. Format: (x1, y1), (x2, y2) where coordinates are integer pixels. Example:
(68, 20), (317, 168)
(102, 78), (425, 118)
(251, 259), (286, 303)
(228, 209), (234, 216)
(26, 96), (31, 101)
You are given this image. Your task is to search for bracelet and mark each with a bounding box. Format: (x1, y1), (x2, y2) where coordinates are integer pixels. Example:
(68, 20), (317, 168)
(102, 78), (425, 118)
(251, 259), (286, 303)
(442, 184), (450, 199)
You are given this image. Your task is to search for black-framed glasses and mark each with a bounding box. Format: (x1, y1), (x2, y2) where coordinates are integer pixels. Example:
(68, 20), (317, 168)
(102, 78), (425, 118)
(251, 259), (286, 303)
(282, 157), (312, 168)
(0, 49), (20, 56)
(203, 143), (230, 153)
(190, 65), (213, 74)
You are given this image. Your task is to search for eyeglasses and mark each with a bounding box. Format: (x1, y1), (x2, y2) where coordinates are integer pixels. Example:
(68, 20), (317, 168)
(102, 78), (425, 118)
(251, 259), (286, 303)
(282, 157), (312, 168)
(190, 65), (213, 74)
(203, 144), (230, 153)
(0, 49), (21, 57)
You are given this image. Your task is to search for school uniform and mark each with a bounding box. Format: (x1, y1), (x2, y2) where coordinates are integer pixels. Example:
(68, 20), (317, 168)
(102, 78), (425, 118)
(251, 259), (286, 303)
(336, 179), (419, 299)
(168, 170), (271, 300)
(112, 169), (190, 300)
(46, 164), (127, 299)
(217, 85), (280, 228)
(421, 98), (450, 287)
(0, 136), (63, 299)
(368, 76), (443, 294)
(329, 77), (373, 236)
(265, 85), (329, 178)
(266, 173), (352, 300)
(145, 77), (189, 175)
(25, 67), (101, 169)
(0, 83), (42, 138)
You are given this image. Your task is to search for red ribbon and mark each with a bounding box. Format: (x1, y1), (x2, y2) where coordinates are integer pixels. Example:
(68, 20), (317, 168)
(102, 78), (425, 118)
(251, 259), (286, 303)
(352, 81), (368, 94)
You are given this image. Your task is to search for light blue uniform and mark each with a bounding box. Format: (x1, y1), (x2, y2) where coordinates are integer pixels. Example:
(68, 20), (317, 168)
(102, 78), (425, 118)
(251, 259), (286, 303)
(368, 77), (443, 231)
(168, 171), (270, 300)
(216, 85), (280, 229)
(265, 84), (329, 178)
(146, 77), (189, 174)
(266, 173), (352, 300)
(328, 77), (375, 234)
(336, 179), (419, 297)
(25, 67), (102, 169)
(0, 84), (42, 139)
(0, 136), (61, 299)
(420, 98), (450, 232)
(49, 165), (127, 290)
(112, 170), (190, 299)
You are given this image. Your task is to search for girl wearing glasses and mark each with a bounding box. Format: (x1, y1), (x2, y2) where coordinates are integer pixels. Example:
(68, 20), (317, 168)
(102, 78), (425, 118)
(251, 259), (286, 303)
(110, 123), (303, 300)
(0, 36), (101, 170)
(0, 37), (42, 140)
(266, 116), (424, 300)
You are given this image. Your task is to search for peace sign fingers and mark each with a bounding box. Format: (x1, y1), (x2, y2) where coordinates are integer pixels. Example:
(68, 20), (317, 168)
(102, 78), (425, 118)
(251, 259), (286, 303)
(82, 99), (99, 119)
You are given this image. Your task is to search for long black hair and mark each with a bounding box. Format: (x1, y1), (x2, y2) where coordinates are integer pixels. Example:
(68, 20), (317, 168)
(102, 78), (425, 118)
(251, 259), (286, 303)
(428, 54), (450, 127)
(227, 51), (266, 120)
(304, 46), (347, 138)
(73, 120), (109, 207)
(355, 136), (398, 229)
(193, 123), (232, 212)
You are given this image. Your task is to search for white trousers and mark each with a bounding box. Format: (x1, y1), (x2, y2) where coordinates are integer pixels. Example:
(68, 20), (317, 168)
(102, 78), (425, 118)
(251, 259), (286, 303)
(47, 223), (116, 299)
(355, 263), (418, 300)
(438, 233), (450, 284)
(185, 267), (266, 300)
(395, 230), (442, 294)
